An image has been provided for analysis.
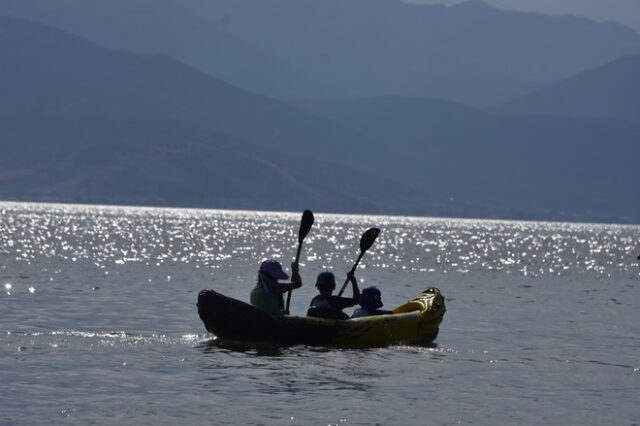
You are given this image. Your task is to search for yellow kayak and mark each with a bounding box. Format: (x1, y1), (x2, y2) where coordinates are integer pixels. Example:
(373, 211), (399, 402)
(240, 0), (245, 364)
(197, 288), (446, 348)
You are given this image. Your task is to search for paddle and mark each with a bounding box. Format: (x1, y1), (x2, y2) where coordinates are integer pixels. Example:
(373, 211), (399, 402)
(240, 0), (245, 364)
(285, 209), (314, 313)
(337, 227), (381, 296)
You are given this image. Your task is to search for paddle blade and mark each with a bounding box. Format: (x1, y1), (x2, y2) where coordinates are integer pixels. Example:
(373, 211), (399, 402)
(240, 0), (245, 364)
(338, 227), (381, 296)
(359, 228), (380, 253)
(298, 209), (314, 242)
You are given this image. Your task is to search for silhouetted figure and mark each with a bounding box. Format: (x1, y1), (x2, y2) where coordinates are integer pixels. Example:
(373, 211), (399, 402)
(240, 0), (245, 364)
(250, 260), (302, 315)
(307, 271), (360, 320)
(352, 286), (393, 318)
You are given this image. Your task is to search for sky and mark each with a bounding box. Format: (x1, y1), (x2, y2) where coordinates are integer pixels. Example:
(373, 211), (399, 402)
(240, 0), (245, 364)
(409, 0), (640, 32)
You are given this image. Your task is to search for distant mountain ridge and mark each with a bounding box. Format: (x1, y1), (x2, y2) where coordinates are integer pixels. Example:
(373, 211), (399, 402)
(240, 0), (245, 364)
(0, 15), (366, 160)
(496, 55), (640, 124)
(0, 119), (437, 215)
(302, 95), (640, 222)
(1, 0), (639, 106)
(422, 0), (640, 34)
(0, 16), (453, 216)
(1, 15), (638, 223)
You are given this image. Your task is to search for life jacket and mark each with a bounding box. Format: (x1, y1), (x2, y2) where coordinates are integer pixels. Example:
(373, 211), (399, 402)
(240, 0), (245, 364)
(307, 295), (349, 320)
(250, 284), (283, 315)
(352, 307), (392, 318)
(351, 307), (371, 318)
(309, 295), (334, 310)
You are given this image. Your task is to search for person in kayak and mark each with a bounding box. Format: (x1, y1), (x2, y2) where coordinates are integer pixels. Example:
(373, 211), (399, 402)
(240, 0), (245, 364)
(307, 271), (360, 320)
(352, 286), (393, 318)
(250, 259), (302, 315)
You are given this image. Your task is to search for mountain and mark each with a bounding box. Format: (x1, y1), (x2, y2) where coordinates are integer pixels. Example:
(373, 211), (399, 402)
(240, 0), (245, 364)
(460, 0), (640, 33)
(1, 15), (638, 223)
(301, 96), (640, 223)
(496, 55), (640, 125)
(0, 118), (442, 215)
(0, 15), (366, 161)
(1, 0), (639, 106)
(0, 16), (454, 216)
(0, 0), (330, 100)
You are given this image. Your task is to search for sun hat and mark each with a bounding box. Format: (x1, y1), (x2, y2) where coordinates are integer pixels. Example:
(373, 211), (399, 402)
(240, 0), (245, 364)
(259, 259), (289, 280)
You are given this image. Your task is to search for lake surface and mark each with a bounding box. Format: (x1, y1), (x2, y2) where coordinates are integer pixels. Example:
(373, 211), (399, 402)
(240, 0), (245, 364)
(1, 201), (639, 425)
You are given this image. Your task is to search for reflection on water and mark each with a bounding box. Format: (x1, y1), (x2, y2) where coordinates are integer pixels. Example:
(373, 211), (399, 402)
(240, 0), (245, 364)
(197, 337), (439, 358)
(199, 338), (286, 357)
(1, 201), (639, 425)
(1, 201), (638, 282)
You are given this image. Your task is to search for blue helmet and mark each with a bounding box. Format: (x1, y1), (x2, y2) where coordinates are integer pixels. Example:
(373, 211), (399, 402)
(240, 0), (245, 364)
(315, 271), (336, 290)
(360, 286), (383, 310)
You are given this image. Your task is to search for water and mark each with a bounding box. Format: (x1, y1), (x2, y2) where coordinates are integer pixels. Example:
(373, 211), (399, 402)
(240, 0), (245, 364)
(1, 201), (639, 425)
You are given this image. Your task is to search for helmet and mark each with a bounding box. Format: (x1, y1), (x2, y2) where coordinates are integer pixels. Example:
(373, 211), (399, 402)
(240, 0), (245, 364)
(315, 271), (336, 290)
(360, 286), (383, 310)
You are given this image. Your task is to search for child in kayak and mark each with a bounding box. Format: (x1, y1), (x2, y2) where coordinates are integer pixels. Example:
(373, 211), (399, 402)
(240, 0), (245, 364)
(352, 286), (393, 318)
(250, 259), (302, 315)
(307, 271), (360, 320)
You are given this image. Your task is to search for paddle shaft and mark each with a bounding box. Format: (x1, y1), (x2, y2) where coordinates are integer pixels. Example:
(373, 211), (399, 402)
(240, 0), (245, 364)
(337, 251), (365, 296)
(285, 240), (304, 313)
(337, 228), (380, 297)
(285, 210), (314, 313)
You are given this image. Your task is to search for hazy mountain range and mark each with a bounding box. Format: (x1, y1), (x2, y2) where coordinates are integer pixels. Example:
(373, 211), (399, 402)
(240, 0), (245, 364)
(1, 0), (639, 106)
(497, 55), (640, 124)
(0, 2), (639, 223)
(412, 0), (640, 34)
(0, 15), (448, 216)
(301, 95), (639, 221)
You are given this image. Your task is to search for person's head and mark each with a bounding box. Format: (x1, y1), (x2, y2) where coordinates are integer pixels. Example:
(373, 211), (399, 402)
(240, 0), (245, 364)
(259, 259), (289, 281)
(315, 271), (336, 295)
(360, 286), (383, 311)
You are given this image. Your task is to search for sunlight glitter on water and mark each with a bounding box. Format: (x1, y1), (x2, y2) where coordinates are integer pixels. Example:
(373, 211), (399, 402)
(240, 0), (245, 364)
(1, 201), (638, 281)
(8, 330), (209, 348)
(1, 201), (639, 426)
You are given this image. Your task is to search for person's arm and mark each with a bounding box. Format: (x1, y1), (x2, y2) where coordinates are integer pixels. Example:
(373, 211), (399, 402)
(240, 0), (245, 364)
(277, 262), (302, 293)
(347, 271), (360, 304)
(291, 261), (302, 288)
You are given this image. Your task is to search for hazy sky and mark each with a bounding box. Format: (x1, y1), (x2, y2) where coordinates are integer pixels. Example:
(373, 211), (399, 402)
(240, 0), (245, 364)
(410, 0), (640, 32)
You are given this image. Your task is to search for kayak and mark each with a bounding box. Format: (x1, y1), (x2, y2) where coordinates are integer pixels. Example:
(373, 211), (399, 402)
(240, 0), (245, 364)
(197, 288), (446, 348)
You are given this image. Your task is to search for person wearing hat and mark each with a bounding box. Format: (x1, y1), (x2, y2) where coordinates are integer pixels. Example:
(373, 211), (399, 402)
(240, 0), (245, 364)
(352, 286), (392, 318)
(250, 259), (302, 315)
(307, 271), (360, 320)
